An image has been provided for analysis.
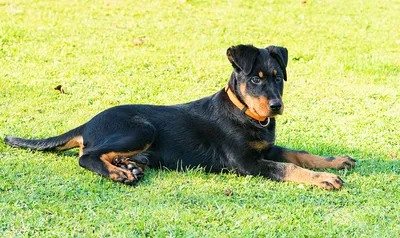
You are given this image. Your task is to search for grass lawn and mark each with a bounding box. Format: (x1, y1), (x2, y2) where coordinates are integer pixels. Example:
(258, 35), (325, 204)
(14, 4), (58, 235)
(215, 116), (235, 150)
(0, 0), (399, 236)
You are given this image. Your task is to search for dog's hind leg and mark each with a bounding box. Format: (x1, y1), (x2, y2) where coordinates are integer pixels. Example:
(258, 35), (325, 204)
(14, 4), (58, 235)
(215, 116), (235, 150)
(79, 123), (156, 185)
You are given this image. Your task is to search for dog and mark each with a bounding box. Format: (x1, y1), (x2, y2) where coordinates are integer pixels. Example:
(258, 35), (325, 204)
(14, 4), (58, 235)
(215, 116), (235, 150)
(4, 44), (356, 190)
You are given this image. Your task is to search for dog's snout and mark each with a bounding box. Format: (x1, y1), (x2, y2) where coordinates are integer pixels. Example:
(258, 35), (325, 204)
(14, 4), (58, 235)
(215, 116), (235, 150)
(269, 101), (282, 112)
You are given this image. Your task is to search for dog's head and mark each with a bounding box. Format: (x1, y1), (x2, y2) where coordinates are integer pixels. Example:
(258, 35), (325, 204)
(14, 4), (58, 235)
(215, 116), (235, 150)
(227, 44), (288, 118)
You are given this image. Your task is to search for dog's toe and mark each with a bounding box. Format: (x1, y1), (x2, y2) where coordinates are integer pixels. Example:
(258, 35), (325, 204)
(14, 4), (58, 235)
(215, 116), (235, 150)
(110, 156), (145, 183)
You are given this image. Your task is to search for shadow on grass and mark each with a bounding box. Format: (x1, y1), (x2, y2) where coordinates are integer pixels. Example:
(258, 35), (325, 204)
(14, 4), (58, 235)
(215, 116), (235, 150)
(57, 142), (399, 189)
(2, 138), (395, 188)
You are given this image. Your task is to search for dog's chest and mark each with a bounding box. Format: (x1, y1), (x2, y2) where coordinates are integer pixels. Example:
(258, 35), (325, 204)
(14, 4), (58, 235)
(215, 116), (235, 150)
(247, 140), (274, 152)
(245, 123), (276, 152)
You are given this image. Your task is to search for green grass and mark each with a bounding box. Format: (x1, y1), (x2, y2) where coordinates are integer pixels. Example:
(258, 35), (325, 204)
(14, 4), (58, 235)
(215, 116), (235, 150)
(1, 0), (399, 236)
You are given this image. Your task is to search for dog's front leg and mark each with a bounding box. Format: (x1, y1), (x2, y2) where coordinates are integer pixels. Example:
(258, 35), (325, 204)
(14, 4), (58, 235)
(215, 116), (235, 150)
(244, 159), (344, 190)
(265, 146), (356, 170)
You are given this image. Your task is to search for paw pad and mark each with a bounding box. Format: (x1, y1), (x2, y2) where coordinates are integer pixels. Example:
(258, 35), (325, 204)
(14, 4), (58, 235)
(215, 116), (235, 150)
(112, 156), (145, 184)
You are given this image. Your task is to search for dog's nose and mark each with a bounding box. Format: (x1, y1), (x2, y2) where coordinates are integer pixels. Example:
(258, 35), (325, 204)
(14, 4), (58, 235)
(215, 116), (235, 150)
(269, 101), (282, 112)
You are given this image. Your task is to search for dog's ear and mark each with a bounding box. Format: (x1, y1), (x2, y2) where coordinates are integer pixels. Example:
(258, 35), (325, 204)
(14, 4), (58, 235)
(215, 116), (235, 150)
(266, 46), (288, 81)
(226, 45), (259, 75)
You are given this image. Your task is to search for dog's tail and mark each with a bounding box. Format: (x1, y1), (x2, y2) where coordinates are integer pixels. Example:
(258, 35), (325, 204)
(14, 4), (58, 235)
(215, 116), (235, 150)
(4, 125), (84, 152)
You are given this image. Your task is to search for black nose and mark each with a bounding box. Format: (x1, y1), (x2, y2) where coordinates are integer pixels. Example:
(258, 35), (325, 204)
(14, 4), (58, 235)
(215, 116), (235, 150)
(269, 101), (282, 112)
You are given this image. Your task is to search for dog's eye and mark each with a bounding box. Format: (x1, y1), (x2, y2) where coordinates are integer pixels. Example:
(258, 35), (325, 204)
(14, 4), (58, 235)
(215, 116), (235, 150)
(276, 75), (282, 82)
(251, 77), (261, 84)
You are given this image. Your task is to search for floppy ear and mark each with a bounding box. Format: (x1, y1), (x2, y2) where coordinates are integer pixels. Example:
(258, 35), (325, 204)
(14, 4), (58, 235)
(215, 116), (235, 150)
(266, 46), (288, 81)
(226, 44), (259, 75)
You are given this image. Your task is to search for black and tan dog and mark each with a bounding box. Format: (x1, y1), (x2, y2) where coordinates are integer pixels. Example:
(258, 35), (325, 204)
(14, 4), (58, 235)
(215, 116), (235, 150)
(4, 44), (355, 190)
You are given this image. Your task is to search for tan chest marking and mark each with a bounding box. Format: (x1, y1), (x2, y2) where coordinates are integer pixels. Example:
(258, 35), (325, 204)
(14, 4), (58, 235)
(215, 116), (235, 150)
(248, 141), (273, 152)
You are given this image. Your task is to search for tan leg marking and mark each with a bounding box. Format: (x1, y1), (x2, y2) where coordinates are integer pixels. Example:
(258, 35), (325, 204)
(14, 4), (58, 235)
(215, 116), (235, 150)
(56, 136), (84, 156)
(284, 164), (344, 190)
(283, 151), (356, 170)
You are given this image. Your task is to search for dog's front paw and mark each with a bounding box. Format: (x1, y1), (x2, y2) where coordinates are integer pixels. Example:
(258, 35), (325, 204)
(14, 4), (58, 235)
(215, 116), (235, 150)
(312, 172), (344, 190)
(326, 155), (356, 170)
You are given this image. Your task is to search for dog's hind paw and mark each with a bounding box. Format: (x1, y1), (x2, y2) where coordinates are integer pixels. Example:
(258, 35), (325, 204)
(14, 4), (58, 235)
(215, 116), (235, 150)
(111, 156), (145, 184)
